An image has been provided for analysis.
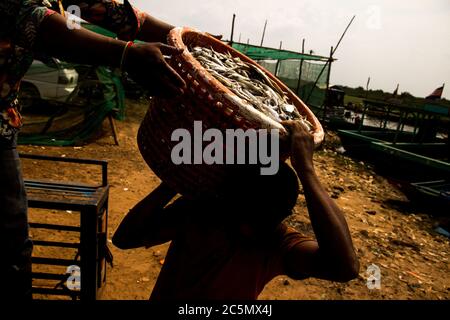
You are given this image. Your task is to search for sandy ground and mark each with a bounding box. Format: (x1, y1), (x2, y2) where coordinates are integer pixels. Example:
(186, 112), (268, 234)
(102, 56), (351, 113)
(20, 98), (449, 300)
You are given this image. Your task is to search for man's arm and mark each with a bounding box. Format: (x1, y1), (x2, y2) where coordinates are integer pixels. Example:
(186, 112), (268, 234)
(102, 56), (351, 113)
(112, 183), (179, 250)
(281, 121), (359, 282)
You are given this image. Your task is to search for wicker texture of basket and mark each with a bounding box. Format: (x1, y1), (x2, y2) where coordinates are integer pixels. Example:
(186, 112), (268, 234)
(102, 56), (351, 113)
(138, 27), (324, 198)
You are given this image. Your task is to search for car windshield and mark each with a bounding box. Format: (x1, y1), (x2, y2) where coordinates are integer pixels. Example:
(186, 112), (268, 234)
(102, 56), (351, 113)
(33, 54), (58, 69)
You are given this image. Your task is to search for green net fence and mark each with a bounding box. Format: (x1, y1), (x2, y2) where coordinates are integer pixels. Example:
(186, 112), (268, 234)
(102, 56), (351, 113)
(18, 65), (125, 146)
(18, 22), (126, 146)
(232, 43), (331, 108)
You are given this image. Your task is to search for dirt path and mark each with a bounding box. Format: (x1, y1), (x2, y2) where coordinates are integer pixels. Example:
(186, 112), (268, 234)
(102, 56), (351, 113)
(20, 99), (449, 300)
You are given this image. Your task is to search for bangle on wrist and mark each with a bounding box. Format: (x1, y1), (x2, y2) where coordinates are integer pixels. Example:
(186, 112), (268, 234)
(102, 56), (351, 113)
(120, 41), (134, 73)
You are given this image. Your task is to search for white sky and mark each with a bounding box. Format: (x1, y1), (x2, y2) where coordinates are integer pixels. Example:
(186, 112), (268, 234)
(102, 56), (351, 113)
(132, 0), (450, 99)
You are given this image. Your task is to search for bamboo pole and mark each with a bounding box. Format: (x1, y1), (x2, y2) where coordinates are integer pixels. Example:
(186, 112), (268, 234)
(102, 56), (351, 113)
(322, 46), (334, 121)
(260, 20), (268, 47)
(230, 14), (236, 45)
(295, 38), (305, 95)
(366, 77), (371, 99)
(359, 103), (368, 132)
(326, 46), (333, 91)
(305, 15), (356, 104)
(274, 41), (283, 76)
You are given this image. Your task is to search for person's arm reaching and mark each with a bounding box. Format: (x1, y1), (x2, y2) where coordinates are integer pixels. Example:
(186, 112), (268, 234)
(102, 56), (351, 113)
(59, 0), (173, 43)
(36, 8), (185, 96)
(281, 121), (359, 282)
(136, 12), (223, 43)
(136, 12), (175, 43)
(112, 183), (179, 249)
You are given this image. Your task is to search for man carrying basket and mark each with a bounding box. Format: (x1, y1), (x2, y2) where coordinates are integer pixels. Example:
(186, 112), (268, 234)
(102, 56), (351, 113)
(114, 121), (360, 300)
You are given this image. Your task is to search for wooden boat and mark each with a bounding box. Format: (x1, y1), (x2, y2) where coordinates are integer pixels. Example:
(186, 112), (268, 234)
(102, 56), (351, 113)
(398, 180), (450, 215)
(370, 142), (450, 181)
(337, 129), (419, 158)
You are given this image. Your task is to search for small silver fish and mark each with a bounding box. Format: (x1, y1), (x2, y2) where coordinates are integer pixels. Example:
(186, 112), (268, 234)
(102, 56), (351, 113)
(190, 46), (312, 126)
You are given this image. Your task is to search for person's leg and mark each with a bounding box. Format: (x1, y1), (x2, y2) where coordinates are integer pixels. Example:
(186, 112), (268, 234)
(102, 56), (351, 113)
(0, 135), (33, 300)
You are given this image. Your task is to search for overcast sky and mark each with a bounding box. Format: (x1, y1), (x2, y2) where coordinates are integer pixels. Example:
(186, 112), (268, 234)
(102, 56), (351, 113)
(132, 0), (450, 99)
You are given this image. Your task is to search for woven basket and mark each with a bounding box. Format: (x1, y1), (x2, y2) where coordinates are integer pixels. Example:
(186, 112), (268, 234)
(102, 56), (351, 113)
(138, 27), (324, 198)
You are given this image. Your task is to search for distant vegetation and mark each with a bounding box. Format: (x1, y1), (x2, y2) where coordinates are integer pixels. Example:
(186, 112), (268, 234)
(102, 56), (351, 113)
(339, 85), (450, 111)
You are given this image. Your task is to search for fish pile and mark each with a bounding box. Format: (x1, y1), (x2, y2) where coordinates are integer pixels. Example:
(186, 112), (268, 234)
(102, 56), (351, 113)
(190, 46), (313, 130)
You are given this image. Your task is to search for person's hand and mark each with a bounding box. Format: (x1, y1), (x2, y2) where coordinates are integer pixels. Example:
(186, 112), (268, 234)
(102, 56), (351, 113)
(282, 120), (315, 173)
(124, 42), (186, 97)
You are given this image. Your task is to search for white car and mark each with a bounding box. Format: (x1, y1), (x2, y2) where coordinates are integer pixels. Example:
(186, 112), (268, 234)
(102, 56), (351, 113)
(20, 57), (79, 109)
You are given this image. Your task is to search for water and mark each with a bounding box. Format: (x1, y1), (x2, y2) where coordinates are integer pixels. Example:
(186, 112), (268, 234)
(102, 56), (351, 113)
(344, 110), (448, 140)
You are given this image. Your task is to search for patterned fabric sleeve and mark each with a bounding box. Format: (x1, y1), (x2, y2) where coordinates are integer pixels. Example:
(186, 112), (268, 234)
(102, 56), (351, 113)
(14, 0), (145, 50)
(15, 1), (57, 50)
(0, 1), (57, 139)
(62, 0), (145, 40)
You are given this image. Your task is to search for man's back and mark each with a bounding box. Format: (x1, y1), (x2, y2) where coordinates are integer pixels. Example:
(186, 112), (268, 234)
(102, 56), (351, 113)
(150, 199), (313, 300)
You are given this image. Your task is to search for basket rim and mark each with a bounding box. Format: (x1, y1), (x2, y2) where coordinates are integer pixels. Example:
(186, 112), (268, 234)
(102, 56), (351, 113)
(167, 27), (324, 146)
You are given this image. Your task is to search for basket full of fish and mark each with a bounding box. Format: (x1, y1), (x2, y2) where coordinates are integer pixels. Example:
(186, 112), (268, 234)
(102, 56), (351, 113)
(138, 27), (324, 198)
